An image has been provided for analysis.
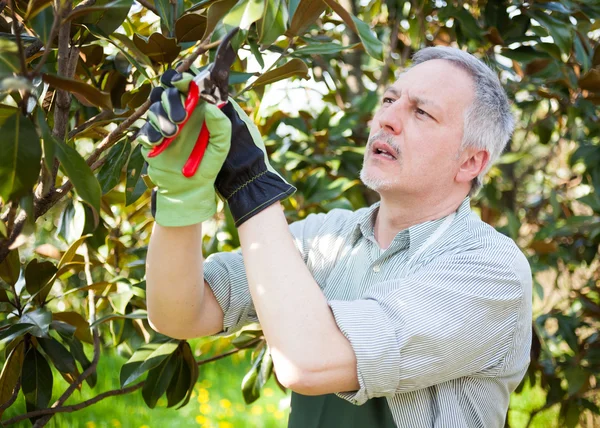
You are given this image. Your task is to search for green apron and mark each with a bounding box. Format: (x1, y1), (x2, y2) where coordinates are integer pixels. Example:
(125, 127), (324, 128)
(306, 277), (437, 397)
(288, 392), (396, 427)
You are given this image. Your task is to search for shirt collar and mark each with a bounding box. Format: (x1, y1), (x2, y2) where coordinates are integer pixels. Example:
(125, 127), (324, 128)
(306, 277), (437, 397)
(351, 196), (471, 253)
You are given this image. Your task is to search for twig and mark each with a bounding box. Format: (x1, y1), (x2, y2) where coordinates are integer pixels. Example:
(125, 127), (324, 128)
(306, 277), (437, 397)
(24, 39), (44, 58)
(8, 0), (27, 76)
(52, 0), (73, 141)
(67, 110), (112, 139)
(0, 37), (220, 264)
(31, 4), (62, 75)
(136, 0), (158, 15)
(0, 378), (21, 414)
(2, 338), (264, 425)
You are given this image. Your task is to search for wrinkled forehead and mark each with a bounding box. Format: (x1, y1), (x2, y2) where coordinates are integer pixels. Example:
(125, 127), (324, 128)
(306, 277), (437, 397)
(391, 59), (475, 115)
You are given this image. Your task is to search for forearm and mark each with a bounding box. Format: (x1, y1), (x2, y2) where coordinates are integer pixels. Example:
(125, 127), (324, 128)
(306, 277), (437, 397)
(238, 203), (358, 393)
(145, 222), (206, 338)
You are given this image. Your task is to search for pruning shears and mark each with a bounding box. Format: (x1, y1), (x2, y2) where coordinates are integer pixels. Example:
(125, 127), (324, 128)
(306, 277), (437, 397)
(148, 27), (240, 178)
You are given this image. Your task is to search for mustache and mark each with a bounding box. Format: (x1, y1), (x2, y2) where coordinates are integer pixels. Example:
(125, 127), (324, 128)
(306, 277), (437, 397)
(367, 130), (401, 156)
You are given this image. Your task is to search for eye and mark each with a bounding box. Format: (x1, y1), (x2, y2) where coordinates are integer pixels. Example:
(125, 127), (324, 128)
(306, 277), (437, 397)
(382, 97), (394, 104)
(415, 107), (431, 118)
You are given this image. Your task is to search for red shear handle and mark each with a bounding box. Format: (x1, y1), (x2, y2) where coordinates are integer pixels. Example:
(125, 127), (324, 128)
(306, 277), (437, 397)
(182, 101), (227, 178)
(148, 81), (201, 158)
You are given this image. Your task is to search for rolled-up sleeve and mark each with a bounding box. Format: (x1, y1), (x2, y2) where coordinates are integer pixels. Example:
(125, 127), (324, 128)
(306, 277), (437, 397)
(204, 211), (330, 336)
(330, 249), (531, 405)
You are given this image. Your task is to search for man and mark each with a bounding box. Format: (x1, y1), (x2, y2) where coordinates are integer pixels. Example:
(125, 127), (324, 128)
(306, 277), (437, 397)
(140, 46), (532, 427)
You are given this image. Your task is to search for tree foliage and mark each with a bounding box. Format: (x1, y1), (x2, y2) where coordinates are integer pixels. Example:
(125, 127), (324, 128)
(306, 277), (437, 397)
(0, 0), (599, 426)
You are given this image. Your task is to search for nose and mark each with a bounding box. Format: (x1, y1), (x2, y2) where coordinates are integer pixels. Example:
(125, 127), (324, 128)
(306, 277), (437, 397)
(377, 99), (404, 135)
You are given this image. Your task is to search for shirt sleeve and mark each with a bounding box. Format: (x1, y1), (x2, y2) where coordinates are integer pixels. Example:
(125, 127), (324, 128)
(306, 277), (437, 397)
(204, 211), (330, 336)
(329, 248), (532, 405)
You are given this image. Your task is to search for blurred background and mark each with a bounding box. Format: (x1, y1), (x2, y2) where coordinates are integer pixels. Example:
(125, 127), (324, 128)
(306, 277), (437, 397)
(0, 0), (599, 426)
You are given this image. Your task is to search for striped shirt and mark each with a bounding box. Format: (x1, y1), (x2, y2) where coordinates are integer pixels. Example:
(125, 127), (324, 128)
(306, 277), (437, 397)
(204, 197), (533, 427)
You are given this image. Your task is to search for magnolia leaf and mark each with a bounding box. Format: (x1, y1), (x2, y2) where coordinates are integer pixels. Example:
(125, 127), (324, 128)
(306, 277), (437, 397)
(52, 311), (94, 344)
(142, 350), (180, 408)
(120, 337), (179, 387)
(91, 309), (148, 328)
(203, 0), (238, 41)
(54, 140), (102, 217)
(20, 308), (52, 338)
(258, 0), (288, 46)
(0, 340), (24, 416)
(175, 13), (207, 43)
(0, 248), (20, 286)
(25, 259), (57, 305)
(57, 234), (92, 270)
(288, 0), (327, 36)
(252, 58), (309, 88)
(42, 74), (112, 110)
(133, 33), (180, 64)
(97, 139), (131, 194)
(37, 337), (77, 374)
(0, 113), (42, 202)
(21, 347), (53, 418)
(224, 0), (265, 30)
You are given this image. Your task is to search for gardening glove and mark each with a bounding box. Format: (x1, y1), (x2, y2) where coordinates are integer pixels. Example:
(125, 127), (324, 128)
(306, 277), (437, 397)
(138, 70), (231, 227)
(215, 100), (296, 227)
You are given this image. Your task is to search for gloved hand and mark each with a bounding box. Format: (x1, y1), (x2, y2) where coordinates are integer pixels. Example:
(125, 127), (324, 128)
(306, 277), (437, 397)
(216, 100), (296, 227)
(138, 71), (231, 227)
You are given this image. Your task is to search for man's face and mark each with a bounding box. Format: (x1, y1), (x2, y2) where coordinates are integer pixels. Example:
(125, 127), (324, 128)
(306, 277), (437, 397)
(360, 59), (475, 196)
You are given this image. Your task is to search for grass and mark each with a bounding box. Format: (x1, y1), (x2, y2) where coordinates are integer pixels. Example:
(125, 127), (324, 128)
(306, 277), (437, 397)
(4, 337), (289, 428)
(3, 337), (562, 428)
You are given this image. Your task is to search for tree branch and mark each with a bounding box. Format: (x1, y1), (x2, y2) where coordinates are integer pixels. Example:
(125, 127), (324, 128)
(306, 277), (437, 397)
(8, 0), (27, 76)
(31, 3), (62, 76)
(0, 38), (218, 264)
(0, 377), (21, 414)
(52, 0), (73, 141)
(2, 338), (264, 426)
(136, 0), (159, 15)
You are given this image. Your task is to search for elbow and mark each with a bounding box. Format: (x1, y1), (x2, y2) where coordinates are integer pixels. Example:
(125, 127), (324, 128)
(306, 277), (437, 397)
(274, 360), (326, 396)
(147, 312), (195, 340)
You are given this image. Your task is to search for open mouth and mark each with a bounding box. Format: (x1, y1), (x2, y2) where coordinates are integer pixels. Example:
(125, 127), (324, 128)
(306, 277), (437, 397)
(372, 142), (398, 160)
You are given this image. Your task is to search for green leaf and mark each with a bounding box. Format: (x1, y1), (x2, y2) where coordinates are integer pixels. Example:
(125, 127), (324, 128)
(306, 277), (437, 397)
(25, 259), (57, 305)
(63, 336), (96, 387)
(258, 0), (288, 46)
(175, 12), (207, 43)
(91, 309), (147, 328)
(166, 353), (188, 408)
(57, 234), (92, 271)
(288, 0), (326, 36)
(42, 73), (112, 110)
(37, 337), (77, 374)
(142, 349), (180, 408)
(77, 0), (133, 35)
(29, 5), (54, 44)
(55, 139), (102, 217)
(256, 346), (273, 390)
(0, 340), (24, 416)
(0, 324), (36, 349)
(529, 11), (573, 55)
(57, 199), (86, 243)
(0, 104), (18, 127)
(21, 346), (53, 418)
(202, 0), (238, 41)
(97, 139), (131, 194)
(125, 144), (147, 206)
(133, 33), (181, 64)
(176, 341), (198, 409)
(49, 320), (77, 339)
(241, 345), (266, 404)
(0, 248), (20, 286)
(0, 39), (20, 77)
(35, 109), (56, 177)
(292, 42), (358, 55)
(0, 113), (42, 202)
(120, 337), (179, 388)
(224, 0), (265, 30)
(20, 308), (52, 338)
(578, 68), (600, 92)
(154, 0), (184, 36)
(252, 58), (309, 88)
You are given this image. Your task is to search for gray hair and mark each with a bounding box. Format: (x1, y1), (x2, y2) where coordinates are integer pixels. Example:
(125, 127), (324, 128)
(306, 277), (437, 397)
(407, 47), (514, 196)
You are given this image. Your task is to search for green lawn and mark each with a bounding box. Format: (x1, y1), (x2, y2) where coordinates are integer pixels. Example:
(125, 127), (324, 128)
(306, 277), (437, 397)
(4, 337), (560, 428)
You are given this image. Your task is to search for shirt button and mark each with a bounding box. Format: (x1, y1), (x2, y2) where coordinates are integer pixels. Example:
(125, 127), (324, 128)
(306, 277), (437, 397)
(373, 265), (381, 272)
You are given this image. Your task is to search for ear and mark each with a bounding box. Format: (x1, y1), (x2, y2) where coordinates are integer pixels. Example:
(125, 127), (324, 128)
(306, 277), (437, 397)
(455, 149), (489, 184)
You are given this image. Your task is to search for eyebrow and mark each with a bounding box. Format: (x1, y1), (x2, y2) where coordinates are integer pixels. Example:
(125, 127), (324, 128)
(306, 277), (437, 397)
(383, 87), (443, 113)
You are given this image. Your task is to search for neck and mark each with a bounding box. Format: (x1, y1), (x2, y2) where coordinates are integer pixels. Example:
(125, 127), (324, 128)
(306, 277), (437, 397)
(374, 191), (467, 249)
